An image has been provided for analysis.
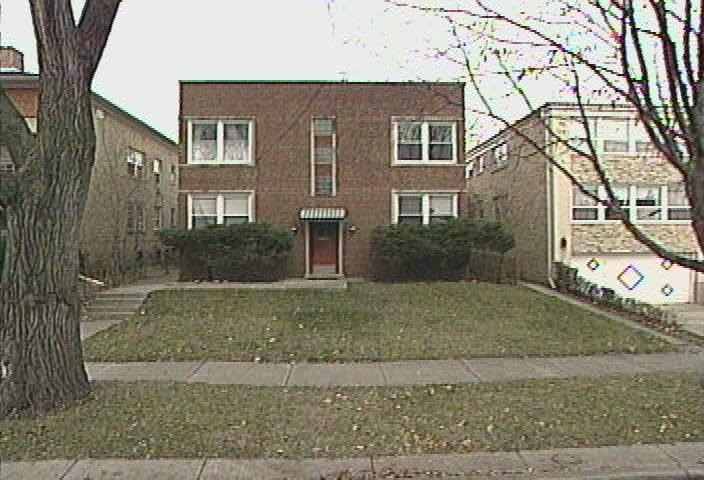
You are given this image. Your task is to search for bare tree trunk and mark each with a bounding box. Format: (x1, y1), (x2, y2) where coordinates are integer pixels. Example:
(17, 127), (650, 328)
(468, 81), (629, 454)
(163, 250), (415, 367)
(0, 0), (120, 418)
(0, 91), (94, 417)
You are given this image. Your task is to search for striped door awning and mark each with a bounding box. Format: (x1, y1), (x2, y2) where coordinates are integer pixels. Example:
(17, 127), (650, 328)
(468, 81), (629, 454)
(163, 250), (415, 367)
(299, 208), (347, 221)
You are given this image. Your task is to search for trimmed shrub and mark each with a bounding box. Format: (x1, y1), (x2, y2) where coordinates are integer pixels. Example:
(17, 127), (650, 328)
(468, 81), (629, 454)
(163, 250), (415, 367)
(371, 218), (515, 281)
(159, 223), (294, 282)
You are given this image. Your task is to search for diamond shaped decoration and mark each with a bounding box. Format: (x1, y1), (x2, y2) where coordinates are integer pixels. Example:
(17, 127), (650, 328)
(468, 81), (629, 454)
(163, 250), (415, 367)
(661, 284), (674, 297)
(586, 258), (601, 271)
(661, 259), (673, 270)
(617, 265), (645, 291)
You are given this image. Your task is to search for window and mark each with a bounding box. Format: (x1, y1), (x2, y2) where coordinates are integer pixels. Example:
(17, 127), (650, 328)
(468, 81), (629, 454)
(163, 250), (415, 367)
(572, 184), (688, 223)
(0, 147), (14, 175)
(635, 186), (661, 220)
(667, 183), (691, 220)
(188, 119), (253, 164)
(492, 143), (508, 170)
(430, 195), (455, 223)
(192, 123), (216, 162)
(566, 116), (658, 155)
(188, 192), (253, 229)
(604, 185), (629, 220)
(190, 196), (217, 229)
(126, 149), (144, 177)
(170, 207), (176, 228)
(153, 159), (161, 186)
(598, 119), (629, 153)
(394, 120), (457, 163)
(566, 117), (596, 149)
(136, 205), (145, 233)
(154, 206), (162, 230)
(222, 194), (249, 225)
(572, 185), (598, 220)
(397, 195), (423, 224)
(393, 192), (458, 225)
(311, 117), (336, 197)
(170, 165), (177, 186)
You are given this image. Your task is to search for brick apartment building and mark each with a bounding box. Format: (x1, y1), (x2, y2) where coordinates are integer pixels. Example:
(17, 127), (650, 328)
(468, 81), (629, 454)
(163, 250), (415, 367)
(179, 81), (466, 278)
(0, 46), (179, 282)
(467, 103), (699, 304)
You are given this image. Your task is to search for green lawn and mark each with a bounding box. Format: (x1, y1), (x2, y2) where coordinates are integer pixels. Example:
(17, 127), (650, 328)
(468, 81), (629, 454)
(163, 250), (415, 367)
(2, 373), (702, 460)
(83, 283), (672, 362)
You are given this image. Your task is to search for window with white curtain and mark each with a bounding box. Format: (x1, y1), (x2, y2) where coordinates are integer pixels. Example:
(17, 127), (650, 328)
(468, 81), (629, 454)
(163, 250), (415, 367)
(188, 119), (253, 164)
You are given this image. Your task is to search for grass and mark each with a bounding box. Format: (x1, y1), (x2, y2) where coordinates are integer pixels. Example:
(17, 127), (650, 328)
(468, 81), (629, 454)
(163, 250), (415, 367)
(83, 283), (672, 362)
(2, 373), (702, 460)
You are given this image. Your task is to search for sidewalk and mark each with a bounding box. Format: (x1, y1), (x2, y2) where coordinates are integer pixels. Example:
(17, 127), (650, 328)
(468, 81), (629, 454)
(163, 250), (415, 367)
(85, 351), (704, 386)
(3, 442), (702, 479)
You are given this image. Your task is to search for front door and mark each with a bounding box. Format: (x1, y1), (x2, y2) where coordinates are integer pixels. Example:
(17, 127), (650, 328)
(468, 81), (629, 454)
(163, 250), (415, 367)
(310, 222), (339, 275)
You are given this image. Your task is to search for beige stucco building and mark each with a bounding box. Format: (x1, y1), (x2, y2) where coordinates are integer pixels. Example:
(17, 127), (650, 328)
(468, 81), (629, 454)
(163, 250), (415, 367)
(0, 47), (179, 283)
(467, 103), (699, 304)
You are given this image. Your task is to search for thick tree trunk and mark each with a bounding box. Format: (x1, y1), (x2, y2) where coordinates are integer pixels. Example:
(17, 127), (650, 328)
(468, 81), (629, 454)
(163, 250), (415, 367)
(0, 133), (93, 418)
(0, 0), (120, 419)
(1, 45), (95, 421)
(0, 219), (90, 417)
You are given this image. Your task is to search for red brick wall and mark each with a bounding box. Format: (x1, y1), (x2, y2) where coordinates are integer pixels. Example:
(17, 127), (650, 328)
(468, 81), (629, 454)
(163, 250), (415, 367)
(179, 82), (466, 277)
(5, 88), (38, 117)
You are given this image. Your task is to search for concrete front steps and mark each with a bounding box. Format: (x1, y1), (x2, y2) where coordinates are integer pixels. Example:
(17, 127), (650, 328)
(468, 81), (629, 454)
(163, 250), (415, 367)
(80, 291), (150, 340)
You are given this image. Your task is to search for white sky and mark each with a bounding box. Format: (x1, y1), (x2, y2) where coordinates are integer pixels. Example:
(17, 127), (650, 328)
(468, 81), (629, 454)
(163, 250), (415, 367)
(0, 0), (568, 143)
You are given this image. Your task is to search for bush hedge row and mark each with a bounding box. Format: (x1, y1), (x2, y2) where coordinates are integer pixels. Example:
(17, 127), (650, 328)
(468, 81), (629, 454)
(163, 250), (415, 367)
(371, 218), (515, 281)
(159, 223), (294, 282)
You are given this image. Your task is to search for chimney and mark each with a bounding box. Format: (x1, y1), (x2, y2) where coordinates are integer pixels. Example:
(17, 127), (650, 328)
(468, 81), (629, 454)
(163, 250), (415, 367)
(0, 47), (24, 73)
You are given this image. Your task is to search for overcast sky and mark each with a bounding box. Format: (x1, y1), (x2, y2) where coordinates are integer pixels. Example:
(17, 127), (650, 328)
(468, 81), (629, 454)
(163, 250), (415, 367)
(2, 1), (479, 141)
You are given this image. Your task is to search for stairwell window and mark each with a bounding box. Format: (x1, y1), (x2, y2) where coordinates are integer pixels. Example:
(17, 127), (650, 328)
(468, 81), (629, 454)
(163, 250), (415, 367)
(188, 119), (254, 164)
(394, 120), (457, 164)
(311, 117), (336, 197)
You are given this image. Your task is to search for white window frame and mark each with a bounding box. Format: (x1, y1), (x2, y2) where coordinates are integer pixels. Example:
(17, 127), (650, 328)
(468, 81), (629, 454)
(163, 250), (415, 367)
(571, 184), (690, 224)
(310, 117), (337, 197)
(391, 191), (459, 225)
(127, 148), (144, 178)
(186, 118), (255, 165)
(186, 191), (255, 229)
(565, 116), (660, 156)
(492, 143), (508, 170)
(153, 158), (161, 186)
(392, 120), (458, 165)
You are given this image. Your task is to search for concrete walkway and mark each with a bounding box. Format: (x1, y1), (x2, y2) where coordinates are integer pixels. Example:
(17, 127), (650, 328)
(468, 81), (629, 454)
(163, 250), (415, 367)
(85, 351), (704, 386)
(3, 442), (702, 479)
(662, 303), (704, 337)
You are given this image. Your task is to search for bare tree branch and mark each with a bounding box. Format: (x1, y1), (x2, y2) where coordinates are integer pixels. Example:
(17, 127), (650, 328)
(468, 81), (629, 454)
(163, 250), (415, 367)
(77, 0), (122, 79)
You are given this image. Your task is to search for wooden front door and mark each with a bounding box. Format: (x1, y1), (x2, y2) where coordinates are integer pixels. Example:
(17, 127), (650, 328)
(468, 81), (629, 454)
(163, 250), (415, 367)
(310, 222), (338, 275)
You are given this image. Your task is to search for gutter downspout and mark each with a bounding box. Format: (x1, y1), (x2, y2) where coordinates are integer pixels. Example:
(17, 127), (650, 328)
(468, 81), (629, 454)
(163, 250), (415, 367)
(543, 107), (556, 289)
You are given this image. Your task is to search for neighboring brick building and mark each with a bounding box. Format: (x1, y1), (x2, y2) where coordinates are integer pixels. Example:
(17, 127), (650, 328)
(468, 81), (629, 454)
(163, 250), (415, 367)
(179, 81), (466, 278)
(0, 47), (179, 282)
(467, 103), (699, 304)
